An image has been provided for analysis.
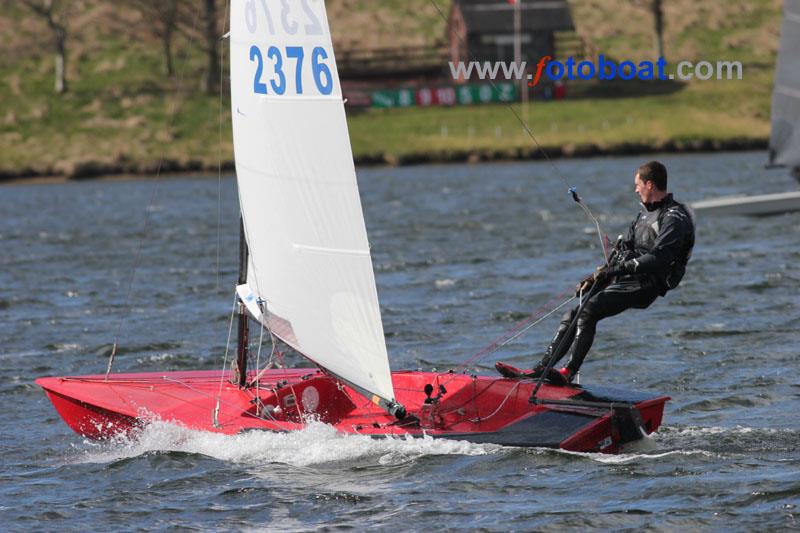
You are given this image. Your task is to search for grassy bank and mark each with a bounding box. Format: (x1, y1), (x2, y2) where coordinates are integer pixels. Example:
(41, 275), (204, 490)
(0, 0), (780, 179)
(0, 74), (772, 179)
(0, 64), (773, 179)
(348, 75), (772, 165)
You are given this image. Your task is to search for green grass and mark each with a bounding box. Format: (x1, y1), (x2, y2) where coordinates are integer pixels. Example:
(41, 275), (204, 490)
(348, 67), (772, 162)
(0, 0), (779, 178)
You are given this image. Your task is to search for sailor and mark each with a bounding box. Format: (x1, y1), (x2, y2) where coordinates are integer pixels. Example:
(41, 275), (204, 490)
(539, 161), (695, 382)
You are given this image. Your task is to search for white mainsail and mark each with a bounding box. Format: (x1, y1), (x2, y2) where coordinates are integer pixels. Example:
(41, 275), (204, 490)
(229, 0), (396, 404)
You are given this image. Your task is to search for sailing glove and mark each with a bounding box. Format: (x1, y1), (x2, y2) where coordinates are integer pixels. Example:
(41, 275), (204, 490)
(576, 266), (602, 296)
(593, 259), (637, 283)
(575, 277), (593, 297)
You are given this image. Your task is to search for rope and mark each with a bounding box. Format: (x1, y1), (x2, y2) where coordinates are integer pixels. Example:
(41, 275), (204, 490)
(570, 187), (610, 263)
(214, 293), (239, 427)
(205, 2), (610, 424)
(453, 290), (575, 373)
(530, 279), (605, 400)
(468, 381), (521, 423)
(249, 327), (279, 386)
(413, 289), (578, 425)
(252, 308), (266, 400)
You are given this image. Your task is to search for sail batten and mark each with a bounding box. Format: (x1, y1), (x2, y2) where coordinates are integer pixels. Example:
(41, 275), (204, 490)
(230, 0), (396, 404)
(776, 85), (800, 100)
(292, 243), (371, 256)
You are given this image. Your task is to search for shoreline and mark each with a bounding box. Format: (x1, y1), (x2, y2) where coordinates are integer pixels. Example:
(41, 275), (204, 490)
(0, 136), (768, 184)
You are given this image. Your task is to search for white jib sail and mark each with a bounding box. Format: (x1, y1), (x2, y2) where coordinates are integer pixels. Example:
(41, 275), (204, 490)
(229, 0), (395, 404)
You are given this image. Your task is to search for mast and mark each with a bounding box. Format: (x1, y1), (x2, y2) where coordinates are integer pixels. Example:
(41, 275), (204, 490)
(233, 216), (249, 387)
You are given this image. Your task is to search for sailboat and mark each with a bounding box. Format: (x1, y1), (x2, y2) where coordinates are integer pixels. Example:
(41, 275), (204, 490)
(36, 0), (668, 453)
(692, 0), (800, 216)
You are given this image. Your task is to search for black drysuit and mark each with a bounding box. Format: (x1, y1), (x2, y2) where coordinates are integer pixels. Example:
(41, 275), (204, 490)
(541, 193), (695, 374)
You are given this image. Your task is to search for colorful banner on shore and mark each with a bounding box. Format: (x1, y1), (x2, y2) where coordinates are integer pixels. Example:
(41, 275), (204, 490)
(370, 83), (517, 109)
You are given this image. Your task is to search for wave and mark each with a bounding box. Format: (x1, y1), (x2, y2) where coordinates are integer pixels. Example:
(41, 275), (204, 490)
(71, 419), (500, 468)
(659, 424), (800, 439)
(654, 424), (800, 454)
(45, 342), (82, 353)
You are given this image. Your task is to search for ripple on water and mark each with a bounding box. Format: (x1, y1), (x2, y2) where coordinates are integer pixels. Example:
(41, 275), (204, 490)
(656, 425), (800, 454)
(4, 154), (800, 531)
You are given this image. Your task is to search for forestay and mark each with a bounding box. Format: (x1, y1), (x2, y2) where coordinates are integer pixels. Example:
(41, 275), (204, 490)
(229, 0), (395, 405)
(770, 0), (800, 168)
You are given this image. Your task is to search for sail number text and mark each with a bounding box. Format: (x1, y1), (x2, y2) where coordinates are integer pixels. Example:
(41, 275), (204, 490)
(245, 0), (324, 36)
(249, 45), (333, 96)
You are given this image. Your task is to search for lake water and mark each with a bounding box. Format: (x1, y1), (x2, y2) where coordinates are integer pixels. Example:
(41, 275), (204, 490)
(1, 151), (799, 531)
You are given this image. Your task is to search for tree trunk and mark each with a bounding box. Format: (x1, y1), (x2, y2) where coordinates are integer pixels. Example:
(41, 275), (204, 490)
(54, 28), (67, 93)
(203, 0), (219, 94)
(21, 0), (70, 94)
(162, 30), (174, 77)
(652, 0), (665, 60)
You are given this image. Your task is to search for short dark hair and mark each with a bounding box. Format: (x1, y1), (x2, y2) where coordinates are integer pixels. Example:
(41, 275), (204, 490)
(637, 161), (668, 191)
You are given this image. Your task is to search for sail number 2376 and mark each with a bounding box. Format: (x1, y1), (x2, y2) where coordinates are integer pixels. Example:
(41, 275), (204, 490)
(250, 45), (333, 96)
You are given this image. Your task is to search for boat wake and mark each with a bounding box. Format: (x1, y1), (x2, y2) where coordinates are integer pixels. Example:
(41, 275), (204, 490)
(70, 419), (501, 468)
(566, 448), (718, 464)
(554, 424), (800, 463)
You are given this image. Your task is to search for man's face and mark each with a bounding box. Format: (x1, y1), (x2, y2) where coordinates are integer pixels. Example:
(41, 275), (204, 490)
(634, 173), (654, 203)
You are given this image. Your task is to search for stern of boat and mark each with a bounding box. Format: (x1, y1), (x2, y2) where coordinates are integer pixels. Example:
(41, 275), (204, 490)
(557, 386), (670, 453)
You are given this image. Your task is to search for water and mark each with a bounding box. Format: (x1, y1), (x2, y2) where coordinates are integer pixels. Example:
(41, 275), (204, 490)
(1, 151), (799, 531)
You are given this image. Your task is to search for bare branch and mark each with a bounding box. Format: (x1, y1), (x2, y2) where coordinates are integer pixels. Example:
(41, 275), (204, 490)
(129, 0), (186, 76)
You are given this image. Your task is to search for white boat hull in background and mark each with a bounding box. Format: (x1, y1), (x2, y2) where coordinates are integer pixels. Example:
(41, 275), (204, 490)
(691, 191), (800, 216)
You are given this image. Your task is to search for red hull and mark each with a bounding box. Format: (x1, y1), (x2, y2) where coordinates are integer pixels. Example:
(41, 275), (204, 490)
(37, 369), (669, 453)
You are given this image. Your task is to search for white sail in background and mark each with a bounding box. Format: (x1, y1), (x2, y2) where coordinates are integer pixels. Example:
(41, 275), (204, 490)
(229, 0), (395, 404)
(770, 0), (800, 168)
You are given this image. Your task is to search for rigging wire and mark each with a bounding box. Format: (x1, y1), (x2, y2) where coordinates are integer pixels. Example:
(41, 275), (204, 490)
(214, 0), (287, 418)
(104, 6), (205, 379)
(210, 3), (611, 421)
(213, 0), (285, 412)
(422, 0), (613, 379)
(426, 0), (609, 262)
(216, 0), (231, 290)
(212, 1), (234, 429)
(213, 292), (240, 428)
